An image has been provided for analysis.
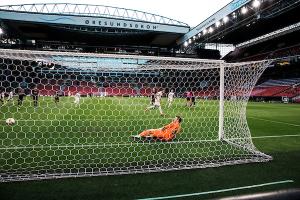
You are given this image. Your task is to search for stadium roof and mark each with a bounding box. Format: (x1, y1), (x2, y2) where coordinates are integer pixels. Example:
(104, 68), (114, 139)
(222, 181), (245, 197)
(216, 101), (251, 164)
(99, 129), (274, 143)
(0, 3), (189, 27)
(0, 3), (190, 48)
(181, 0), (300, 46)
(1, 1), (299, 52)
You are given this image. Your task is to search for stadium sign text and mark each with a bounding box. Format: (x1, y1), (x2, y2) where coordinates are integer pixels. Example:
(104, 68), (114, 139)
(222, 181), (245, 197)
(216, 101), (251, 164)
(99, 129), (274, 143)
(0, 11), (189, 33)
(84, 19), (158, 30)
(230, 0), (249, 11)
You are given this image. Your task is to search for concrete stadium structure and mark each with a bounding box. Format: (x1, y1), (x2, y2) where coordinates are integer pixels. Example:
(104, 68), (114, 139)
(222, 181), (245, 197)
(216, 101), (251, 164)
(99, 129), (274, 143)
(0, 1), (299, 57)
(0, 3), (190, 48)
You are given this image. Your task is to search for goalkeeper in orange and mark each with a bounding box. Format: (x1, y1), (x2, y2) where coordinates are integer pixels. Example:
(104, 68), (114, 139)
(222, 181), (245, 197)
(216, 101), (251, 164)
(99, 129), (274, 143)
(132, 116), (182, 141)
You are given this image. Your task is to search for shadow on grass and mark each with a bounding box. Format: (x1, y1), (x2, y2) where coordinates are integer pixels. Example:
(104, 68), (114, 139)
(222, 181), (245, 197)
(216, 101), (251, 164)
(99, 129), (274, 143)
(0, 150), (299, 200)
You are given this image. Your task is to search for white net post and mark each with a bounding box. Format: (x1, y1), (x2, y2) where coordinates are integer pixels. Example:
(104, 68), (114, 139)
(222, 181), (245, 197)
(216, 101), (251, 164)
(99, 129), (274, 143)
(218, 63), (224, 141)
(0, 49), (272, 182)
(221, 61), (272, 159)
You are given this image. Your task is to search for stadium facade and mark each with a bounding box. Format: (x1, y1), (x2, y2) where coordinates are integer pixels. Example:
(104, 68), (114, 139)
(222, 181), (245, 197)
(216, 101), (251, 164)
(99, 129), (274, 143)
(0, 0), (299, 182)
(0, 1), (299, 89)
(0, 1), (299, 102)
(0, 3), (190, 50)
(0, 1), (299, 59)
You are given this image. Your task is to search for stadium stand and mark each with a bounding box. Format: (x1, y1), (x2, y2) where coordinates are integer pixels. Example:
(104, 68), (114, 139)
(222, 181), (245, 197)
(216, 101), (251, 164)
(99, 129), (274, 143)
(0, 3), (190, 55)
(224, 30), (300, 62)
(0, 2), (299, 200)
(251, 78), (300, 102)
(36, 80), (156, 97)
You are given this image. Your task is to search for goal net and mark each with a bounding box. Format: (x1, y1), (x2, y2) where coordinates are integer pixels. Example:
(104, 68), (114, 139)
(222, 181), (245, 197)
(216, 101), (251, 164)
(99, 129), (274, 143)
(0, 49), (272, 182)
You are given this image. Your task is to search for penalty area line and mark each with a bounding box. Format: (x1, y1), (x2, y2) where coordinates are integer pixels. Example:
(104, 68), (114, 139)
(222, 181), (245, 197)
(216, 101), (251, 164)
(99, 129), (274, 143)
(248, 117), (300, 127)
(136, 180), (294, 200)
(252, 134), (300, 139)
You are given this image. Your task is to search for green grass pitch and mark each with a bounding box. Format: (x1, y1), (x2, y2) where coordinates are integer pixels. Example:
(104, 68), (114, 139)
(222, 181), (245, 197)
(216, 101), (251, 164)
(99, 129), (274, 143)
(0, 96), (252, 175)
(0, 96), (299, 199)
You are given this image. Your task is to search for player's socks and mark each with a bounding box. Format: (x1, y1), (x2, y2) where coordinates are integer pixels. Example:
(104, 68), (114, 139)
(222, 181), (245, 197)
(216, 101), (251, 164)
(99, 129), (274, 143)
(131, 135), (142, 141)
(132, 135), (140, 138)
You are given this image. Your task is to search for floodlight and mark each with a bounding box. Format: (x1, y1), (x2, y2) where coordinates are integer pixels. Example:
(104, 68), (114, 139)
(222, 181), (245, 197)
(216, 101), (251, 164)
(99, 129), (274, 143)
(241, 7), (248, 14)
(232, 12), (237, 19)
(215, 21), (221, 27)
(203, 29), (207, 35)
(183, 41), (188, 47)
(0, 28), (3, 35)
(252, 0), (261, 8)
(223, 16), (229, 23)
(208, 27), (214, 33)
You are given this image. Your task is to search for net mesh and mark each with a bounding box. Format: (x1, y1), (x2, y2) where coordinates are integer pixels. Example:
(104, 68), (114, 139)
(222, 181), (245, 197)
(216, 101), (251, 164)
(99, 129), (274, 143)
(0, 49), (272, 182)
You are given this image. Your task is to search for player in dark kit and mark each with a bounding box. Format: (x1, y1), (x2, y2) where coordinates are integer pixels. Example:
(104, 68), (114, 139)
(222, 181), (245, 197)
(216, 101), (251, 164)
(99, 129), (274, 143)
(150, 88), (157, 105)
(54, 92), (60, 105)
(191, 91), (196, 107)
(32, 87), (39, 108)
(18, 88), (25, 106)
(186, 90), (192, 107)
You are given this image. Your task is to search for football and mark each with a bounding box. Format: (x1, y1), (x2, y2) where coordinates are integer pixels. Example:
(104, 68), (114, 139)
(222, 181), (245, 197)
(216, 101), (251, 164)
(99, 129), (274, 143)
(6, 118), (15, 125)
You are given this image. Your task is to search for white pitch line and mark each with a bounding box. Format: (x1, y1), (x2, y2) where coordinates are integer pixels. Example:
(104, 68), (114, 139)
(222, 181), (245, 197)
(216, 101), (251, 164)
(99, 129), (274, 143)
(136, 180), (294, 200)
(248, 117), (300, 127)
(252, 134), (300, 139)
(1, 134), (300, 150)
(0, 139), (219, 150)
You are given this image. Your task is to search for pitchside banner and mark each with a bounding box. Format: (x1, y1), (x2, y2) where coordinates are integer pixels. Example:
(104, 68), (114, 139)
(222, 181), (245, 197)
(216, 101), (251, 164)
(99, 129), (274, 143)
(0, 10), (189, 34)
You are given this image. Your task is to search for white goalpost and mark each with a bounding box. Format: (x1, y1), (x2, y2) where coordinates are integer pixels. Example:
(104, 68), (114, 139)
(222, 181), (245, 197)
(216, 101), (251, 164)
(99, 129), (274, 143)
(0, 49), (272, 182)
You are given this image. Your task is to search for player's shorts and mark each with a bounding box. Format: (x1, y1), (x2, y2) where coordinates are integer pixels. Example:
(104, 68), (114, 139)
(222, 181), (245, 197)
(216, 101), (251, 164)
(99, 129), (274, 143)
(154, 103), (161, 107)
(139, 129), (174, 141)
(186, 97), (191, 101)
(32, 96), (38, 101)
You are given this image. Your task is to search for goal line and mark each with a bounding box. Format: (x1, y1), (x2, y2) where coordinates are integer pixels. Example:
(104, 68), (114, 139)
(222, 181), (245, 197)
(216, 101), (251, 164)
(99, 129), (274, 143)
(2, 134), (299, 151)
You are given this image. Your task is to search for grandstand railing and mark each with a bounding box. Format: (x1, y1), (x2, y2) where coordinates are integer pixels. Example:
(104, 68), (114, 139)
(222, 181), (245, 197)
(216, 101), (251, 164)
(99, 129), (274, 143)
(234, 43), (300, 62)
(252, 78), (300, 98)
(236, 21), (300, 49)
(0, 3), (189, 27)
(258, 78), (300, 87)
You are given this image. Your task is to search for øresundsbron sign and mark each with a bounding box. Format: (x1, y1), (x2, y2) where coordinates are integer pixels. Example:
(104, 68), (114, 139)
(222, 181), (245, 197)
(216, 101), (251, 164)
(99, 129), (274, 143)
(84, 19), (158, 30)
(0, 10), (189, 33)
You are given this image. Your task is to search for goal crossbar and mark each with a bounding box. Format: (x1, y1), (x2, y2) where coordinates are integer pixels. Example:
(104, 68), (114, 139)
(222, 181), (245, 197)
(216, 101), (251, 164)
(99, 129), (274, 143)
(0, 49), (272, 182)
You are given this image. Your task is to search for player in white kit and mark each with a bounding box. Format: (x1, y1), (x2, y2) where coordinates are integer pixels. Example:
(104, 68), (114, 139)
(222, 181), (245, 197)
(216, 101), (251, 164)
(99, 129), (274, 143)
(74, 92), (81, 106)
(0, 90), (5, 105)
(7, 90), (14, 104)
(167, 89), (175, 108)
(145, 90), (164, 115)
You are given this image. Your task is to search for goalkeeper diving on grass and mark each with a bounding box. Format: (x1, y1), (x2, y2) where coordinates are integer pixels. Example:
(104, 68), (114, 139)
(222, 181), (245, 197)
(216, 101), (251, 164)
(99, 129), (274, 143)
(132, 116), (182, 141)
